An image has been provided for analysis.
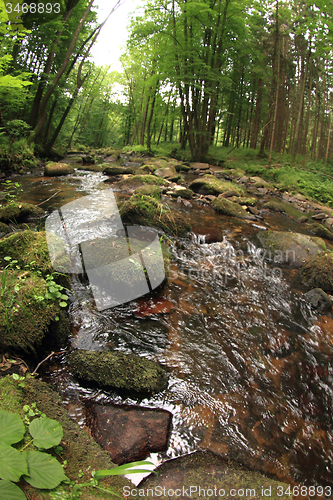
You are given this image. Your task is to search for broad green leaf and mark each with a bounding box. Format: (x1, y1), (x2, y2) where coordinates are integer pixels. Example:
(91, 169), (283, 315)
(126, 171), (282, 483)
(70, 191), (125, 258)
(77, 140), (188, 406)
(29, 417), (63, 449)
(23, 451), (67, 489)
(0, 444), (28, 482)
(0, 411), (25, 445)
(0, 480), (26, 500)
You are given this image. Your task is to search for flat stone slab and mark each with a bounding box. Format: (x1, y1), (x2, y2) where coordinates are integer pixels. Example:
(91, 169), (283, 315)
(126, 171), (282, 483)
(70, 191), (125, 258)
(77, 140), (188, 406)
(87, 404), (171, 465)
(139, 451), (290, 500)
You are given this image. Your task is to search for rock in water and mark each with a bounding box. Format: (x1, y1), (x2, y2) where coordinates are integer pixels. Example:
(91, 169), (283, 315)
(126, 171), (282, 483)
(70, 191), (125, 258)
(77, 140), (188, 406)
(69, 349), (168, 395)
(87, 404), (172, 464)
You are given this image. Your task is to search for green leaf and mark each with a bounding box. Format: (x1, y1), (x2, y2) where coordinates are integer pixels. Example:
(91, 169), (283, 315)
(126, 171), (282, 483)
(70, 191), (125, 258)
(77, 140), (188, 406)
(59, 301), (67, 307)
(0, 411), (25, 445)
(23, 451), (67, 489)
(29, 417), (63, 449)
(94, 461), (157, 479)
(0, 480), (26, 500)
(0, 444), (28, 482)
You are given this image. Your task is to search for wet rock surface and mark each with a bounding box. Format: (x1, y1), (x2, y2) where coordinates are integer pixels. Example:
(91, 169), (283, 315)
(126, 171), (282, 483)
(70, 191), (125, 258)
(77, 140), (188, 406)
(140, 451), (289, 500)
(44, 162), (74, 176)
(257, 230), (326, 267)
(87, 403), (172, 464)
(69, 349), (168, 395)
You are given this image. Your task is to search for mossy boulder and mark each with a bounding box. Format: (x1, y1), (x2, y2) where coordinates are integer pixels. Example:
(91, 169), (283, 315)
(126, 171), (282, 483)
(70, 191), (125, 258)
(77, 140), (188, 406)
(311, 223), (333, 241)
(211, 197), (253, 219)
(134, 184), (162, 200)
(0, 270), (60, 352)
(189, 175), (245, 196)
(44, 162), (74, 176)
(103, 165), (134, 176)
(170, 188), (193, 200)
(257, 230), (326, 268)
(0, 202), (44, 223)
(137, 164), (157, 174)
(301, 253), (333, 293)
(263, 200), (286, 213)
(120, 194), (192, 237)
(77, 164), (104, 172)
(69, 350), (168, 395)
(113, 174), (167, 192)
(0, 222), (11, 234)
(0, 230), (70, 277)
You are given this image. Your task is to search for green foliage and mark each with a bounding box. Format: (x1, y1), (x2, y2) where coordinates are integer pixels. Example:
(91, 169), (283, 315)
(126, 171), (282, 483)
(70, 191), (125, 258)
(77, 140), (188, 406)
(1, 181), (23, 202)
(0, 409), (67, 493)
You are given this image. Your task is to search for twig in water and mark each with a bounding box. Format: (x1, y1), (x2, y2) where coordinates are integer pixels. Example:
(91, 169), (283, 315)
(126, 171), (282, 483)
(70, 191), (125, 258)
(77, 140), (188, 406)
(31, 351), (65, 375)
(36, 190), (61, 206)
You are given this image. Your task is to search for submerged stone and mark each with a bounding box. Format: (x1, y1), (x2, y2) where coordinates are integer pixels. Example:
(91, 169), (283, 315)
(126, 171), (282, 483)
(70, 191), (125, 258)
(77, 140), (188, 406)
(69, 349), (168, 394)
(44, 162), (74, 176)
(257, 230), (326, 268)
(87, 404), (172, 464)
(304, 288), (332, 313)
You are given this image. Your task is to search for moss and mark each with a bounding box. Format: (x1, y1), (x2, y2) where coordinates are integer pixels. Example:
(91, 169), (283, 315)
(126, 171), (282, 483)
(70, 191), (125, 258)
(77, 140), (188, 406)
(211, 197), (251, 219)
(103, 165), (134, 175)
(134, 184), (162, 200)
(301, 253), (333, 293)
(0, 230), (69, 277)
(311, 223), (333, 241)
(0, 202), (44, 223)
(258, 230), (326, 268)
(264, 200), (286, 213)
(0, 269), (60, 352)
(120, 194), (191, 237)
(77, 164), (104, 172)
(114, 174), (167, 191)
(138, 164), (158, 173)
(69, 349), (168, 395)
(44, 163), (74, 176)
(170, 188), (193, 200)
(0, 221), (11, 234)
(190, 175), (246, 196)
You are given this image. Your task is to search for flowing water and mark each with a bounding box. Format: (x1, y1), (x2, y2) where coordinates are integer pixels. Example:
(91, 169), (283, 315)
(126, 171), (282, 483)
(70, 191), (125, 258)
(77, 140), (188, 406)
(17, 165), (333, 488)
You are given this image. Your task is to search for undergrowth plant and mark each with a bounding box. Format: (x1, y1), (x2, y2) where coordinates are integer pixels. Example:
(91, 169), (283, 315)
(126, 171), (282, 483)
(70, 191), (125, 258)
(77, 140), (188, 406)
(0, 406), (156, 500)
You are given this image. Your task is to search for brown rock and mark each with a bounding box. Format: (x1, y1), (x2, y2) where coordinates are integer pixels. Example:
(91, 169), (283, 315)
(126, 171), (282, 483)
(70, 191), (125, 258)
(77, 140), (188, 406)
(312, 213), (328, 220)
(87, 404), (172, 464)
(191, 162), (210, 170)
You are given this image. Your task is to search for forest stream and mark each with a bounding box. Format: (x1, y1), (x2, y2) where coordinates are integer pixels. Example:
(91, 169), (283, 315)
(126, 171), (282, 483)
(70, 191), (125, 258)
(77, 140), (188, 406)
(16, 161), (333, 489)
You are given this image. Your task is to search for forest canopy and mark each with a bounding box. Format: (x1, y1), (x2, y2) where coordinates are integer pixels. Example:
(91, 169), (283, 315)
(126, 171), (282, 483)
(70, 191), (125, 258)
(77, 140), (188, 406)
(0, 0), (332, 163)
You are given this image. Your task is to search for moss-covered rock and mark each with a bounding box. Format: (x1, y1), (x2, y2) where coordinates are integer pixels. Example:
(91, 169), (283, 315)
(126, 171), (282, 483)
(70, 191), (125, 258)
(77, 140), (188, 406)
(77, 163), (104, 172)
(0, 222), (11, 234)
(211, 197), (252, 219)
(134, 184), (162, 200)
(257, 230), (326, 268)
(0, 270), (60, 352)
(301, 253), (333, 293)
(263, 200), (286, 213)
(311, 223), (333, 241)
(0, 230), (69, 276)
(69, 350), (168, 395)
(137, 164), (157, 174)
(120, 194), (192, 237)
(190, 175), (245, 196)
(170, 188), (193, 200)
(0, 202), (44, 223)
(44, 162), (74, 176)
(114, 174), (167, 192)
(103, 165), (134, 175)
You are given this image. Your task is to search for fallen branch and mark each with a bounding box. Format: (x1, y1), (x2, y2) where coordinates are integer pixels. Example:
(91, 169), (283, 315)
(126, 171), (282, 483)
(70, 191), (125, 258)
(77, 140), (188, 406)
(31, 351), (65, 375)
(36, 190), (62, 206)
